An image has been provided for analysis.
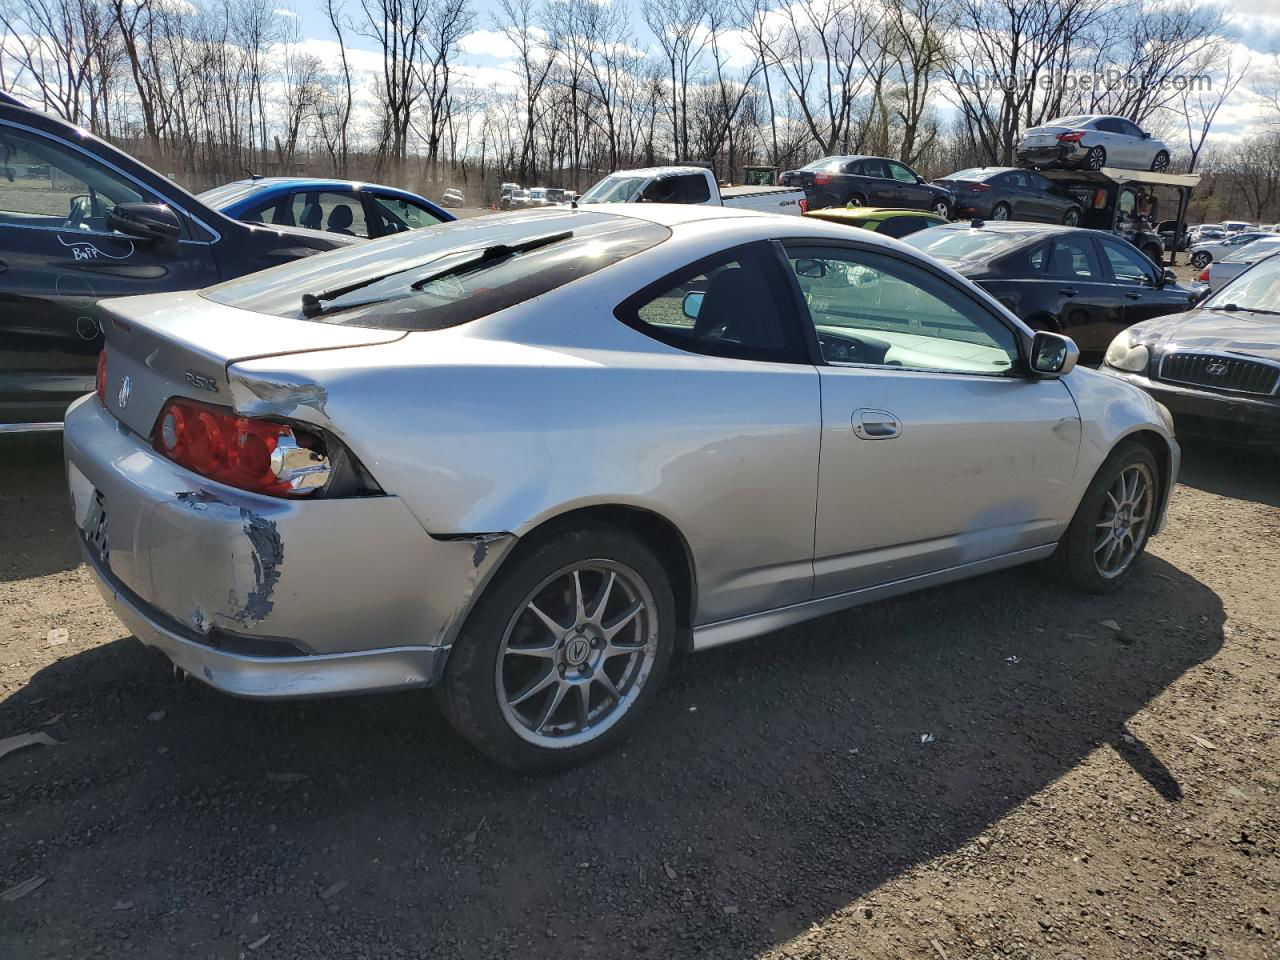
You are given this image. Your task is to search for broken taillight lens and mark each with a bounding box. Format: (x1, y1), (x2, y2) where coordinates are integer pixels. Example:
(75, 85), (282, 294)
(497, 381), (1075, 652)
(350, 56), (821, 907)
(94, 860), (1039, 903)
(151, 398), (330, 497)
(95, 351), (107, 405)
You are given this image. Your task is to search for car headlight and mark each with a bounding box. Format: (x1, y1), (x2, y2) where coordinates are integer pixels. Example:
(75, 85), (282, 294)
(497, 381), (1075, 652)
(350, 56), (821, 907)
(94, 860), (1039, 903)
(1104, 334), (1150, 373)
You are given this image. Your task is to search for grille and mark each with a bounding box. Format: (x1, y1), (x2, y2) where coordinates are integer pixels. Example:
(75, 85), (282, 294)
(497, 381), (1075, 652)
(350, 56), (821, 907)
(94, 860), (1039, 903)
(1159, 352), (1280, 396)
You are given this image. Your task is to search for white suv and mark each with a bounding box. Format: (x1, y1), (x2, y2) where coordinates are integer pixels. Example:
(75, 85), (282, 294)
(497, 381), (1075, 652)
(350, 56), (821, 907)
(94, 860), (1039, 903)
(1016, 115), (1171, 173)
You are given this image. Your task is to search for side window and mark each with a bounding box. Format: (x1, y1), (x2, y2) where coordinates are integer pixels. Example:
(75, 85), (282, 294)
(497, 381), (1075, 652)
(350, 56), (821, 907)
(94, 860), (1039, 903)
(368, 195), (444, 234)
(785, 244), (1019, 374)
(1047, 237), (1102, 280)
(999, 242), (1049, 275)
(238, 195), (291, 226)
(860, 159), (890, 179)
(1099, 239), (1153, 284)
(0, 125), (156, 235)
(674, 174), (711, 204)
(617, 243), (807, 363)
(887, 162), (917, 184)
(290, 190), (368, 237)
(1004, 171), (1030, 189)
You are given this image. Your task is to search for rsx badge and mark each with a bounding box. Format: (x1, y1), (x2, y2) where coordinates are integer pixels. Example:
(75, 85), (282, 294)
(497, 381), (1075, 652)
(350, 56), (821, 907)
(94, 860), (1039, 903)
(184, 371), (219, 392)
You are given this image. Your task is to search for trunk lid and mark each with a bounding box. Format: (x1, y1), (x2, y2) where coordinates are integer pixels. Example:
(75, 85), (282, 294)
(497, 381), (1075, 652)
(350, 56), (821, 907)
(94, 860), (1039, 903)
(99, 290), (404, 438)
(1021, 124), (1077, 145)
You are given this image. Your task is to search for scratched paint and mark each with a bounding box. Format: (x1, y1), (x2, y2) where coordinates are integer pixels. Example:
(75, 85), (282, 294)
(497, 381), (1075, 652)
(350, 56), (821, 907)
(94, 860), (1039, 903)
(237, 509), (284, 624)
(233, 376), (329, 418)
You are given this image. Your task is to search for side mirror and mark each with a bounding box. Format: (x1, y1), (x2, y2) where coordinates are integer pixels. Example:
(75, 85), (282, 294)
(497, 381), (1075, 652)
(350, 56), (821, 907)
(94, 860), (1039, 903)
(1142, 131), (1151, 139)
(107, 202), (181, 244)
(916, 175), (926, 184)
(682, 291), (704, 320)
(1162, 268), (1177, 286)
(1029, 331), (1079, 377)
(794, 258), (828, 279)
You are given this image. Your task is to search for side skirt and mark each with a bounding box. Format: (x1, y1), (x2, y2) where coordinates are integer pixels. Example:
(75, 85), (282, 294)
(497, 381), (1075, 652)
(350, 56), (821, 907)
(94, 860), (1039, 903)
(691, 544), (1058, 651)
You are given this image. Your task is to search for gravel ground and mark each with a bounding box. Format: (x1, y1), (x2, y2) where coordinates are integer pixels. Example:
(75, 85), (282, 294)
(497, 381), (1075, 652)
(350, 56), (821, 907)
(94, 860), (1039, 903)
(1, 433), (1277, 960)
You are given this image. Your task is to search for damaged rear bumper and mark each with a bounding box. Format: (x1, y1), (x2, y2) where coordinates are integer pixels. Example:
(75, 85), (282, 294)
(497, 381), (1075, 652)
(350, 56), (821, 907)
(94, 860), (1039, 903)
(63, 395), (515, 698)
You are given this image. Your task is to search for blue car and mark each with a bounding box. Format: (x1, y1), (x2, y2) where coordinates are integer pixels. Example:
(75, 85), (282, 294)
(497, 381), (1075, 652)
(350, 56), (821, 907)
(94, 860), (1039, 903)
(197, 177), (454, 239)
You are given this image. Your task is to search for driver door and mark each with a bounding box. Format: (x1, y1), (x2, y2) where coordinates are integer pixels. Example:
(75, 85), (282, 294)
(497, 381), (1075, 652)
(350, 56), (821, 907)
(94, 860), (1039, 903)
(782, 242), (1081, 597)
(0, 122), (218, 425)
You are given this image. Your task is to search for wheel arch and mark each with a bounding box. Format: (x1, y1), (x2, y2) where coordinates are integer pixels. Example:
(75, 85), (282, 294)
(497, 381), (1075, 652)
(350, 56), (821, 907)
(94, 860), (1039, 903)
(499, 502), (699, 651)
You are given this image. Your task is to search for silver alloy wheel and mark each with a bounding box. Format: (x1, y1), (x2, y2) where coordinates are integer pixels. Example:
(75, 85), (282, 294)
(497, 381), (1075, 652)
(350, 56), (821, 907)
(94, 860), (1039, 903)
(933, 200), (950, 218)
(992, 203), (1010, 221)
(496, 559), (659, 748)
(1087, 147), (1106, 171)
(1093, 463), (1154, 579)
(1152, 152), (1169, 172)
(1064, 208), (1080, 226)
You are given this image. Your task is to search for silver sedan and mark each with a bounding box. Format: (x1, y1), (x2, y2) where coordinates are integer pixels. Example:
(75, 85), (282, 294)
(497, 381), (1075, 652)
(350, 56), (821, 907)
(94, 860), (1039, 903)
(65, 204), (1179, 770)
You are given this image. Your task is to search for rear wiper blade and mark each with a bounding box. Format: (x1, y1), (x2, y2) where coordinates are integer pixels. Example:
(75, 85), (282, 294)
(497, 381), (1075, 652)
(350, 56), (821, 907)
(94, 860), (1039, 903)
(408, 230), (573, 290)
(300, 230), (573, 318)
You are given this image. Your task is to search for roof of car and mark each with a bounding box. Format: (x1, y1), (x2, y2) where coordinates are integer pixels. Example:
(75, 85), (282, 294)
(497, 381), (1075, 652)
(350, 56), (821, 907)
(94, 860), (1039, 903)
(215, 176), (423, 198)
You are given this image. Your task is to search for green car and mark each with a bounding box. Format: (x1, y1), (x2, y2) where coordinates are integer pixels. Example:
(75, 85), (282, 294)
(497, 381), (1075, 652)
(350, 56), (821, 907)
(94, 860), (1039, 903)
(804, 206), (949, 239)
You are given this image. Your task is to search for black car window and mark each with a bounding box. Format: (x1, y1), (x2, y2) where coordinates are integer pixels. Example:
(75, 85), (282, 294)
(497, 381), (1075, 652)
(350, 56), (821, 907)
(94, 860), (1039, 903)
(238, 194), (290, 225)
(1095, 118), (1124, 134)
(998, 242), (1049, 275)
(860, 159), (890, 179)
(1003, 171), (1031, 189)
(877, 216), (924, 239)
(0, 124), (156, 234)
(618, 242), (806, 364)
(1120, 119), (1144, 138)
(1047, 237), (1102, 280)
(674, 173), (711, 204)
(290, 190), (369, 237)
(842, 160), (863, 175)
(206, 210), (670, 330)
(887, 161), (918, 184)
(783, 244), (1018, 373)
(1098, 238), (1154, 284)
(367, 194), (445, 234)
(1027, 172), (1053, 192)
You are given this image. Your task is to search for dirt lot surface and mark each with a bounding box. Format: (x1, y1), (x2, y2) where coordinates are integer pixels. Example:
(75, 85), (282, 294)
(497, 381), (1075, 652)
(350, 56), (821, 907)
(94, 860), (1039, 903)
(1, 434), (1277, 960)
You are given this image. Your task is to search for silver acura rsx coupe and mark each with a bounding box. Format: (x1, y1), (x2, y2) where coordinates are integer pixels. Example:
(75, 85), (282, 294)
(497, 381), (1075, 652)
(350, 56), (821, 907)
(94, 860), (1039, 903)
(65, 204), (1179, 771)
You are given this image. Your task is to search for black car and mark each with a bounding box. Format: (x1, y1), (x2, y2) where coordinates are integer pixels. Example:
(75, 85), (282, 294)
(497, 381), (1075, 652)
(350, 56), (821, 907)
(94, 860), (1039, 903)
(0, 98), (354, 431)
(931, 167), (1083, 225)
(1102, 253), (1280, 446)
(779, 156), (953, 218)
(904, 222), (1196, 356)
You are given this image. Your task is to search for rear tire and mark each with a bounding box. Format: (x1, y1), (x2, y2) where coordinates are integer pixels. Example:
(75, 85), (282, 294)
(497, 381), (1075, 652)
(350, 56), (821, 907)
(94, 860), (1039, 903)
(1044, 440), (1160, 594)
(844, 193), (867, 208)
(435, 525), (676, 773)
(1191, 251), (1211, 269)
(1086, 146), (1106, 171)
(991, 201), (1011, 221)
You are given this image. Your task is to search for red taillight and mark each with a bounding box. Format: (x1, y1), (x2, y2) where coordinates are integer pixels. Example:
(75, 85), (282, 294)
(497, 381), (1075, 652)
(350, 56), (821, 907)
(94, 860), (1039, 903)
(151, 398), (329, 497)
(814, 172), (832, 186)
(95, 351), (107, 405)
(1056, 131), (1085, 143)
(967, 183), (991, 192)
(799, 198), (809, 213)
(1198, 267), (1210, 282)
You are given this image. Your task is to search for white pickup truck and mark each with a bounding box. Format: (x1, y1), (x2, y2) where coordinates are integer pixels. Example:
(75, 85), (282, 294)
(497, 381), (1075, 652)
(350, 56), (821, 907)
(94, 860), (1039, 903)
(578, 166), (806, 215)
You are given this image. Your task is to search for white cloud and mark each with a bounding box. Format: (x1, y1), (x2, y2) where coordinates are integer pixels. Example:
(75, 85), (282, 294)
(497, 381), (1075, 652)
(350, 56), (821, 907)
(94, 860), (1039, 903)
(458, 29), (524, 60)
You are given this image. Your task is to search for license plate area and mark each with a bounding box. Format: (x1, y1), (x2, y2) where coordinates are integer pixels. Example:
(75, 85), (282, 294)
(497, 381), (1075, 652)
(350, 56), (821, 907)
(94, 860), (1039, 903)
(84, 490), (109, 566)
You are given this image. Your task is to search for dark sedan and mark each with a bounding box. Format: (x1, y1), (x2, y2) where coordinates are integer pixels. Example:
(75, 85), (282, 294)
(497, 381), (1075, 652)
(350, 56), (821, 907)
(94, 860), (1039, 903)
(1102, 253), (1280, 446)
(932, 167), (1083, 225)
(904, 222), (1197, 356)
(779, 156), (953, 217)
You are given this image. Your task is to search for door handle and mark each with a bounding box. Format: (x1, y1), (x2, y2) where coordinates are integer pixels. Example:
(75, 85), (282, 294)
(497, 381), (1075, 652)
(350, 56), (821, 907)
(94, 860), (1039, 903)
(0, 258), (7, 273)
(1124, 292), (1141, 300)
(853, 408), (901, 439)
(1058, 287), (1077, 296)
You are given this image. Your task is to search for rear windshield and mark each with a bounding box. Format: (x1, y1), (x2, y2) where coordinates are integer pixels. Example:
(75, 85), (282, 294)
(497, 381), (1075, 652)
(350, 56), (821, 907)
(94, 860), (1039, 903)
(1045, 116), (1090, 127)
(942, 168), (993, 181)
(903, 227), (1032, 261)
(196, 182), (262, 209)
(202, 210), (669, 330)
(802, 158), (848, 172)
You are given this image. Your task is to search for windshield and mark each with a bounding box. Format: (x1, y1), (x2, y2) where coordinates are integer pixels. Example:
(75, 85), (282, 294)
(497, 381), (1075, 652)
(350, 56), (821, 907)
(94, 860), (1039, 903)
(903, 227), (1030, 261)
(579, 176), (647, 203)
(1223, 238), (1280, 263)
(202, 210), (668, 330)
(1203, 253), (1280, 315)
(196, 181), (264, 209)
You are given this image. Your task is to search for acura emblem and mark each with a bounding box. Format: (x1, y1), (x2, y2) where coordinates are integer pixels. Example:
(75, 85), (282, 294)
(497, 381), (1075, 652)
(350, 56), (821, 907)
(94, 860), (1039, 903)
(1205, 361), (1228, 376)
(117, 375), (132, 409)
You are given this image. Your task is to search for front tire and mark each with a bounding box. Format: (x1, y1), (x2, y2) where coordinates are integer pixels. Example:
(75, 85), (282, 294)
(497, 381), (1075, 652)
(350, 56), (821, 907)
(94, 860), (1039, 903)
(1151, 151), (1170, 172)
(436, 525), (676, 772)
(1062, 206), (1081, 226)
(932, 199), (952, 219)
(1045, 440), (1160, 594)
